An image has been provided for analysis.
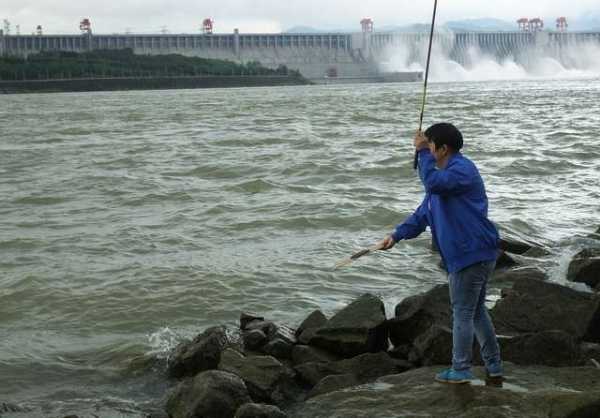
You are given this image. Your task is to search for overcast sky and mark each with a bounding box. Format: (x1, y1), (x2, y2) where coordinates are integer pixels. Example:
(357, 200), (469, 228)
(2, 0), (599, 35)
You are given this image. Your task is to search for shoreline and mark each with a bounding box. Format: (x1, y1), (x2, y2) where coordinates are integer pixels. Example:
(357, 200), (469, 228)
(0, 75), (311, 94)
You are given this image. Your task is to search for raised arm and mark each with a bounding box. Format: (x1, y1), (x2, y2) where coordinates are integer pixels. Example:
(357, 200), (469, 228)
(418, 149), (475, 196)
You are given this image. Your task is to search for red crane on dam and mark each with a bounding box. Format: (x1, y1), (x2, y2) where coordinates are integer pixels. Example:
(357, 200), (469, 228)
(80, 18), (91, 34)
(517, 18), (529, 31)
(203, 18), (214, 34)
(529, 18), (544, 32)
(556, 17), (568, 32)
(361, 18), (374, 33)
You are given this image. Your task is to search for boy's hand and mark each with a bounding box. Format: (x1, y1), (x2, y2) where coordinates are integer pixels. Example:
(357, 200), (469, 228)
(380, 235), (396, 251)
(414, 130), (429, 151)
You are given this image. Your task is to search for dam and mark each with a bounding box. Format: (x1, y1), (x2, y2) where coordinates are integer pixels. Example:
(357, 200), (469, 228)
(1, 28), (599, 80)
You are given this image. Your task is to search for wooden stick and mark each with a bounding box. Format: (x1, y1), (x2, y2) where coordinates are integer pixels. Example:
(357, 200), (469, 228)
(335, 242), (386, 269)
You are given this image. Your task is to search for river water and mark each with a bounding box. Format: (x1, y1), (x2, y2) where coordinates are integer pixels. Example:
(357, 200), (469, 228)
(1, 79), (599, 416)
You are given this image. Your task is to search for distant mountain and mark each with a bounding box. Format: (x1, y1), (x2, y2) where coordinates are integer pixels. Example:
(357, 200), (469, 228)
(284, 25), (354, 33)
(284, 16), (600, 34)
(568, 15), (600, 31)
(444, 18), (516, 32)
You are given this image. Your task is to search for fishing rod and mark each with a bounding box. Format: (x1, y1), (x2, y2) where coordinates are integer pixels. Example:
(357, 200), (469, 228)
(335, 1), (439, 269)
(414, 0), (439, 170)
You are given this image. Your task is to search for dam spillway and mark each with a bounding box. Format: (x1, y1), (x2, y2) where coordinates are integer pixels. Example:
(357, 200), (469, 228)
(1, 30), (599, 79)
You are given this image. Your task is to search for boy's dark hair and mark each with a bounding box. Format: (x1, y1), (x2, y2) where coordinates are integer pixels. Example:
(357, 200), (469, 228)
(425, 123), (463, 152)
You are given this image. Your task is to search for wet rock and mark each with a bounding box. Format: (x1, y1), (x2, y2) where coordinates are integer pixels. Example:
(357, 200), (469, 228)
(498, 237), (533, 255)
(567, 248), (600, 290)
(245, 321), (278, 339)
(168, 325), (229, 379)
(308, 294), (388, 358)
(288, 364), (600, 418)
(501, 330), (582, 367)
(241, 313), (265, 331)
(491, 266), (548, 285)
(166, 370), (251, 418)
(580, 342), (600, 364)
(271, 324), (297, 346)
(234, 403), (287, 418)
(387, 344), (412, 360)
(296, 310), (327, 338)
(409, 325), (453, 366)
(307, 374), (360, 399)
(295, 351), (408, 387)
(291, 344), (340, 366)
(496, 250), (518, 269)
(491, 278), (600, 342)
(243, 329), (268, 351)
(263, 338), (294, 360)
(218, 348), (295, 404)
(388, 284), (451, 347)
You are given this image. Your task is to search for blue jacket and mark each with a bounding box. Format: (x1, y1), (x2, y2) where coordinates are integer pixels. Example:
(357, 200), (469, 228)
(391, 149), (499, 273)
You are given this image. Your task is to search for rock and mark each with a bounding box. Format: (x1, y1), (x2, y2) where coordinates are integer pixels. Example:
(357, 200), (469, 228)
(410, 325), (453, 366)
(243, 329), (268, 351)
(271, 324), (297, 346)
(307, 374), (360, 399)
(241, 313), (265, 331)
(218, 348), (295, 404)
(245, 321), (278, 339)
(296, 310), (327, 338)
(387, 344), (411, 360)
(490, 278), (600, 342)
(291, 345), (340, 366)
(234, 403), (287, 418)
(496, 250), (518, 269)
(287, 364), (600, 418)
(501, 330), (582, 366)
(263, 338), (294, 360)
(522, 246), (551, 257)
(168, 325), (229, 379)
(580, 342), (600, 364)
(491, 266), (548, 285)
(567, 248), (600, 290)
(295, 351), (408, 387)
(166, 370), (251, 418)
(388, 284), (451, 347)
(498, 237), (532, 255)
(308, 294), (388, 358)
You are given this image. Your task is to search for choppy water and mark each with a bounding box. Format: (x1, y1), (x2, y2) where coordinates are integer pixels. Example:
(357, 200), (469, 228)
(1, 79), (600, 416)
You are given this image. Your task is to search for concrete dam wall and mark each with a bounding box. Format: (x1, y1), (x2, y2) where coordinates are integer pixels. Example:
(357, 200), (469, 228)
(2, 30), (600, 79)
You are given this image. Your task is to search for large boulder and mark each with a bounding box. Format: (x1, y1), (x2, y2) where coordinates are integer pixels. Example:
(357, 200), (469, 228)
(567, 248), (600, 290)
(218, 348), (296, 404)
(307, 374), (360, 399)
(388, 284), (451, 347)
(168, 326), (229, 379)
(296, 310), (327, 345)
(294, 351), (409, 387)
(491, 266), (548, 285)
(288, 365), (600, 418)
(409, 325), (453, 366)
(166, 370), (251, 418)
(498, 237), (533, 255)
(501, 330), (582, 367)
(234, 403), (287, 418)
(491, 278), (600, 342)
(308, 294), (388, 358)
(291, 345), (340, 366)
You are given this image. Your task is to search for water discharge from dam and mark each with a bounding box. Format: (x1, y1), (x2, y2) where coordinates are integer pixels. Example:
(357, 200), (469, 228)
(380, 38), (600, 82)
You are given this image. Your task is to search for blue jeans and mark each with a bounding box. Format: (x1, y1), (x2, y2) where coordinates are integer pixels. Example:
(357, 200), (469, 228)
(448, 260), (501, 372)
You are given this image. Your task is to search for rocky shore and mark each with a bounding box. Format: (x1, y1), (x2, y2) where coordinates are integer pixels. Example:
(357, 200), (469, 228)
(155, 227), (600, 418)
(2, 228), (599, 418)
